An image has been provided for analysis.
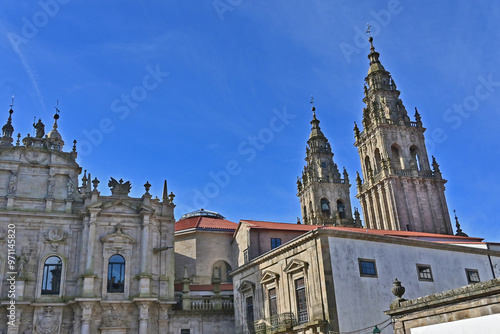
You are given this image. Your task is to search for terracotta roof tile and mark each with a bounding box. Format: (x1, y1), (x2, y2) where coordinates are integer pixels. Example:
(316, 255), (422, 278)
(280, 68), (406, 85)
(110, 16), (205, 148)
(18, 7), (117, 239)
(175, 216), (238, 232)
(240, 220), (483, 242)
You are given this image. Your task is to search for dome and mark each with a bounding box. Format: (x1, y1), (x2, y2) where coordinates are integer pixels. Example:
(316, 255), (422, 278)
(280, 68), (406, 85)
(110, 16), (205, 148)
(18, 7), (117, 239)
(179, 208), (225, 220)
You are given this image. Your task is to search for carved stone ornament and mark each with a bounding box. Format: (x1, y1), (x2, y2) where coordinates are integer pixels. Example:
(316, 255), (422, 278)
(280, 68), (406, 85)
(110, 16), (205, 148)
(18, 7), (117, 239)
(102, 311), (126, 328)
(45, 227), (68, 242)
(23, 150), (49, 164)
(108, 177), (131, 196)
(34, 307), (61, 334)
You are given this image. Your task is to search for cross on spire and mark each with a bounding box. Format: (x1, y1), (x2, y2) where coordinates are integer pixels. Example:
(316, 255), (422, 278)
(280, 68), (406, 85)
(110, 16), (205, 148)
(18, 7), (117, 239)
(54, 100), (60, 115)
(9, 96), (14, 110)
(366, 24), (372, 37)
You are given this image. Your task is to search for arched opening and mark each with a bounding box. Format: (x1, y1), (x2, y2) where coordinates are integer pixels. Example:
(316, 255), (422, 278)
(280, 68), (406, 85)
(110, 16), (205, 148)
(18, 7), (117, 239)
(107, 254), (125, 293)
(42, 256), (62, 295)
(391, 145), (402, 169)
(303, 205), (308, 222)
(212, 260), (232, 283)
(374, 149), (382, 174)
(309, 201), (313, 219)
(410, 146), (421, 170)
(337, 200), (346, 219)
(364, 156), (372, 178)
(321, 198), (331, 217)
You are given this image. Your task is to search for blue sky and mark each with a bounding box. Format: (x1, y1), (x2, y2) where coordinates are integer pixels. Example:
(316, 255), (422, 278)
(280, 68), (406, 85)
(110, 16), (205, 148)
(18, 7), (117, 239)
(0, 1), (499, 241)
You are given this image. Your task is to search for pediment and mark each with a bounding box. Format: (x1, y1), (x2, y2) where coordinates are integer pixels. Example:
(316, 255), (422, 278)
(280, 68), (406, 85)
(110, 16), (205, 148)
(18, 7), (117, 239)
(260, 270), (279, 285)
(101, 225), (135, 244)
(88, 200), (140, 215)
(284, 259), (308, 274)
(237, 280), (255, 293)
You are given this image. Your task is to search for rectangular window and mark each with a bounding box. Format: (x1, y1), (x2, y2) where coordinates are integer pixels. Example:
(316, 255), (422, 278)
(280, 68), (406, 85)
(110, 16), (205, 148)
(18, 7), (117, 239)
(243, 249), (249, 264)
(246, 296), (254, 333)
(271, 238), (281, 249)
(358, 259), (377, 277)
(180, 330), (190, 334)
(268, 288), (278, 326)
(466, 269), (480, 283)
(295, 277), (309, 324)
(417, 264), (433, 282)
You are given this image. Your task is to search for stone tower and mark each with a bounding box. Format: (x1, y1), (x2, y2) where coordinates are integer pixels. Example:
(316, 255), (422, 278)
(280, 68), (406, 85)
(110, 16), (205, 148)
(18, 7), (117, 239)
(297, 103), (361, 227)
(354, 37), (452, 234)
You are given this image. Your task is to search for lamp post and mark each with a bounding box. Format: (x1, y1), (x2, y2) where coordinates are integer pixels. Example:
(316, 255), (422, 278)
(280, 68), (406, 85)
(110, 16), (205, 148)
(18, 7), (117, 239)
(373, 325), (381, 333)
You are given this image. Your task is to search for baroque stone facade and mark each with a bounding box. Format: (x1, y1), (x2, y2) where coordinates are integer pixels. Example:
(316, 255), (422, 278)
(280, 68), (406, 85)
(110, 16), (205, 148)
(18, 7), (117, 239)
(0, 112), (177, 333)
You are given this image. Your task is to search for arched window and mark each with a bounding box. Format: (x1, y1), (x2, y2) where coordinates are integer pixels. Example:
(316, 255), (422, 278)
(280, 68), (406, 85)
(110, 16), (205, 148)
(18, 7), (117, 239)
(303, 205), (308, 222)
(337, 200), (346, 219)
(212, 260), (233, 283)
(41, 256), (62, 295)
(107, 254), (125, 293)
(321, 198), (330, 217)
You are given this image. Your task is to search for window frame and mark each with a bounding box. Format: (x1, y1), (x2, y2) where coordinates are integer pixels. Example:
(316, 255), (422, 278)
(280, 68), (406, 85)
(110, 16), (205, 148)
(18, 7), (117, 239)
(270, 238), (282, 250)
(107, 254), (126, 293)
(243, 249), (249, 264)
(295, 277), (309, 325)
(465, 269), (480, 284)
(246, 295), (255, 333)
(41, 256), (63, 295)
(416, 264), (433, 282)
(358, 258), (377, 278)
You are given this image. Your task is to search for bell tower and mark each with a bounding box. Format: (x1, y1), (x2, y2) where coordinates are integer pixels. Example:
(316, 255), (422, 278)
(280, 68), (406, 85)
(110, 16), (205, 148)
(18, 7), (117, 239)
(297, 101), (361, 227)
(354, 37), (452, 234)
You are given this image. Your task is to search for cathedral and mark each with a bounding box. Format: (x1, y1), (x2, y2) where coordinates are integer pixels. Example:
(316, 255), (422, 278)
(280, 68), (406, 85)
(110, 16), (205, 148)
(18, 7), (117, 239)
(0, 36), (499, 334)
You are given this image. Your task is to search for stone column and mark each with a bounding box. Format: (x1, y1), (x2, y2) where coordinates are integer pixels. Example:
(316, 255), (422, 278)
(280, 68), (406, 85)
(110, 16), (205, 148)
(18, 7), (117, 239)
(137, 302), (150, 334)
(79, 302), (95, 334)
(83, 209), (99, 297)
(139, 213), (152, 297)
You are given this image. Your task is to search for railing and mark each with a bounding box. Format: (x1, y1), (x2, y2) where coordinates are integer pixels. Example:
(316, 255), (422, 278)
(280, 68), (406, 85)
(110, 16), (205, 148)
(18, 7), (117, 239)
(254, 312), (298, 334)
(183, 295), (234, 311)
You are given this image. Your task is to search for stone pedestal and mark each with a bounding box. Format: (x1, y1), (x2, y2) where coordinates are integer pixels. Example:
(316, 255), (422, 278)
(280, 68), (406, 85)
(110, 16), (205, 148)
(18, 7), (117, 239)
(138, 275), (151, 297)
(15, 279), (25, 301)
(45, 198), (53, 212)
(65, 199), (73, 213)
(82, 275), (96, 297)
(6, 195), (15, 209)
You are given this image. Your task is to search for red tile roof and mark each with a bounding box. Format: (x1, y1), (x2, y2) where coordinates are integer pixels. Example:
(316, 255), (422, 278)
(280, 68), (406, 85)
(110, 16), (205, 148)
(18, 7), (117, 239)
(175, 216), (238, 232)
(240, 220), (483, 242)
(240, 220), (319, 232)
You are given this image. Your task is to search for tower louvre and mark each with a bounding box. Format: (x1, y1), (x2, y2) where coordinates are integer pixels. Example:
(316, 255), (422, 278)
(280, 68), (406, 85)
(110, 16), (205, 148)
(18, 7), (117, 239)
(354, 37), (452, 234)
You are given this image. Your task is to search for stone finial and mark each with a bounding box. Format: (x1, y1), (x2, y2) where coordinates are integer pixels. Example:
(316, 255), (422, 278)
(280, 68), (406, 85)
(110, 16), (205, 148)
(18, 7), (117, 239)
(356, 171), (362, 188)
(168, 192), (175, 204)
(297, 217), (301, 225)
(343, 167), (349, 183)
(16, 133), (20, 146)
(144, 181), (151, 194)
(92, 177), (100, 191)
(82, 170), (88, 188)
(391, 278), (406, 301)
(354, 121), (360, 139)
(72, 140), (77, 152)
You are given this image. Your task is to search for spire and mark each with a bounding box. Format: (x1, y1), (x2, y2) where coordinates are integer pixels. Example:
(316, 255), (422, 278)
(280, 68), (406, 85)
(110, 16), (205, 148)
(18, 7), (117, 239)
(1, 97), (15, 147)
(309, 96), (325, 140)
(46, 100), (64, 150)
(162, 180), (168, 201)
(367, 35), (385, 74)
(454, 210), (468, 237)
